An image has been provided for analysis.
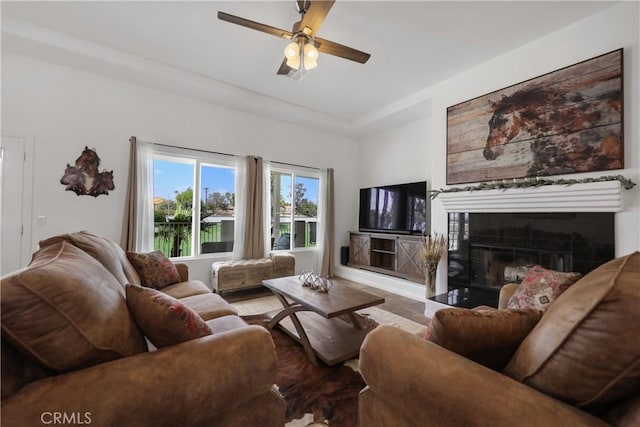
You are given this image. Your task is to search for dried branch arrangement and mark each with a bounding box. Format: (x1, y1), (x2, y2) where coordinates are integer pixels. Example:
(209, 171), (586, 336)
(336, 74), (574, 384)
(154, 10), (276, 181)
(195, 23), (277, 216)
(422, 233), (448, 272)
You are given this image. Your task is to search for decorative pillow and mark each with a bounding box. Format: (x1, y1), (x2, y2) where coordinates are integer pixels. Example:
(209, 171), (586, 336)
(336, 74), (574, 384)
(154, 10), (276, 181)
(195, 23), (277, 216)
(126, 250), (181, 289)
(425, 307), (543, 370)
(506, 265), (581, 311)
(1, 242), (147, 372)
(38, 230), (130, 287)
(504, 252), (640, 408)
(125, 285), (212, 348)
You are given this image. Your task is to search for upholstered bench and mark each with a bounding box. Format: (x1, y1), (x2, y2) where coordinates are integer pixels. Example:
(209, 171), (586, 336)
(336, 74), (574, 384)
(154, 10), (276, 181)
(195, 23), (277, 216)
(211, 253), (295, 294)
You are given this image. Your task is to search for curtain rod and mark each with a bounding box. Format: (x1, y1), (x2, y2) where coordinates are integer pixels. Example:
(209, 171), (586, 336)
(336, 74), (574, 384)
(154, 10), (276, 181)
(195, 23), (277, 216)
(271, 160), (320, 171)
(130, 136), (321, 171)
(149, 140), (233, 158)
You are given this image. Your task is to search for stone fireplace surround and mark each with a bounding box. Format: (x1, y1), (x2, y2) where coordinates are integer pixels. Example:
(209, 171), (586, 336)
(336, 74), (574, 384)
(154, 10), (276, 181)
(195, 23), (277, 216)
(426, 180), (624, 316)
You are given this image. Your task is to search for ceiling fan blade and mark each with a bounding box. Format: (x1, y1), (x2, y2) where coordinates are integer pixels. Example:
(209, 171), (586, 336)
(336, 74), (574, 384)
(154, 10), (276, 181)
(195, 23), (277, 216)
(277, 58), (293, 75)
(295, 0), (335, 35)
(314, 37), (371, 64)
(218, 11), (293, 39)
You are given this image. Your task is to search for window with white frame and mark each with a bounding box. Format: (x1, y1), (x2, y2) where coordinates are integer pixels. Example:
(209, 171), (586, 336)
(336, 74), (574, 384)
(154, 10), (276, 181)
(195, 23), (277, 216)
(270, 167), (320, 251)
(152, 147), (236, 258)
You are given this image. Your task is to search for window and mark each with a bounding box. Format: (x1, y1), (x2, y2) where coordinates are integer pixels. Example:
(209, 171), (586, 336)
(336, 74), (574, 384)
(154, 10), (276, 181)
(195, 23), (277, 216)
(270, 168), (319, 251)
(152, 148), (235, 258)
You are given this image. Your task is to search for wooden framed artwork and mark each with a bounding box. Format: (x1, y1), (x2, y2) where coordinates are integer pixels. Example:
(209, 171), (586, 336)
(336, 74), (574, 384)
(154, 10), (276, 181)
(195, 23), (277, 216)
(446, 49), (623, 185)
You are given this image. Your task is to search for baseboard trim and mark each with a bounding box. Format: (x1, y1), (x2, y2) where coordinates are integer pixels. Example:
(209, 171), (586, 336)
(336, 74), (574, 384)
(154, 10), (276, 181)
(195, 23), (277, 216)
(424, 299), (451, 318)
(335, 265), (425, 303)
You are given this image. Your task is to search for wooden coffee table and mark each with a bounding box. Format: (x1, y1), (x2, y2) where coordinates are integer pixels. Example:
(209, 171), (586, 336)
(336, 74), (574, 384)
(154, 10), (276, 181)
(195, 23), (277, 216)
(262, 276), (385, 366)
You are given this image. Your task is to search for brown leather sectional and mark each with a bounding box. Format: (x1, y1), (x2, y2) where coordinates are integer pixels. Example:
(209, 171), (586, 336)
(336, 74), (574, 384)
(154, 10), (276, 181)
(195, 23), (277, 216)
(1, 231), (285, 427)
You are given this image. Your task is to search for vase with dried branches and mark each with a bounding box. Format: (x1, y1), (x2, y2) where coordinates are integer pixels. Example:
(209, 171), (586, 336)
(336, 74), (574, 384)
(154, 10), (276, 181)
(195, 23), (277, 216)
(422, 233), (448, 298)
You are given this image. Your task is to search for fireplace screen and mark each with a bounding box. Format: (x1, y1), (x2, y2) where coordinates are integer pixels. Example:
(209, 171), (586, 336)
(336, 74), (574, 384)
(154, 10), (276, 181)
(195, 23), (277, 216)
(448, 212), (614, 292)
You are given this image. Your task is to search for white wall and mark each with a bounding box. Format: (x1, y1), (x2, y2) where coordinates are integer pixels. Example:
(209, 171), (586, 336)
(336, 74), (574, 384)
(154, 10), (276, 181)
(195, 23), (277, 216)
(354, 2), (640, 296)
(1, 52), (360, 283)
(354, 116), (431, 222)
(334, 116), (432, 301)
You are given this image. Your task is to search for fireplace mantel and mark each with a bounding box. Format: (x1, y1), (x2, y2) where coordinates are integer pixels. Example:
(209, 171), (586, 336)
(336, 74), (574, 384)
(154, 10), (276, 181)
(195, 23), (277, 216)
(439, 181), (623, 213)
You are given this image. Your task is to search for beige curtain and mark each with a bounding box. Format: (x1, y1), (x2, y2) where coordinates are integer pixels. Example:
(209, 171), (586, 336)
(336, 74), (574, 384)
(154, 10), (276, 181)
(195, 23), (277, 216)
(320, 168), (335, 276)
(243, 156), (265, 259)
(120, 137), (138, 251)
(120, 136), (153, 252)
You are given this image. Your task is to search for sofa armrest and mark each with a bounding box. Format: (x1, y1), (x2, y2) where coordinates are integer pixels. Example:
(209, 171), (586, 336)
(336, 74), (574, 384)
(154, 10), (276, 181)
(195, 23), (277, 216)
(498, 282), (519, 309)
(359, 326), (609, 427)
(2, 325), (278, 427)
(174, 262), (189, 281)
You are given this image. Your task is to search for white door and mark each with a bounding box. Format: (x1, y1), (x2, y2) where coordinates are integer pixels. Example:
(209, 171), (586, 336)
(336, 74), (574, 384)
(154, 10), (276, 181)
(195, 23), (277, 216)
(1, 135), (32, 276)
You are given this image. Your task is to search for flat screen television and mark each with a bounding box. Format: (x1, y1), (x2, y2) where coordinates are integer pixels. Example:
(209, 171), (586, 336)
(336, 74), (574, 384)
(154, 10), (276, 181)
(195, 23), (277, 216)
(358, 181), (428, 234)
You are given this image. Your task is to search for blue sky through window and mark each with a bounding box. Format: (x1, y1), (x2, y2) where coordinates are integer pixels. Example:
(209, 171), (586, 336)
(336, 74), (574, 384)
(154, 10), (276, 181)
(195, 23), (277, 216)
(154, 160), (318, 202)
(297, 176), (319, 202)
(154, 160), (235, 201)
(154, 160), (193, 200)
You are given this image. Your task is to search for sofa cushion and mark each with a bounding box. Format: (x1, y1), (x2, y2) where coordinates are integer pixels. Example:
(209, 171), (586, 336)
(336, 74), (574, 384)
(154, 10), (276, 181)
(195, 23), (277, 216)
(506, 265), (581, 311)
(425, 308), (542, 370)
(1, 242), (147, 372)
(125, 285), (212, 348)
(205, 315), (249, 334)
(504, 252), (640, 407)
(127, 250), (181, 289)
(161, 280), (212, 299)
(1, 337), (49, 399)
(38, 231), (131, 287)
(180, 293), (239, 321)
(107, 238), (141, 286)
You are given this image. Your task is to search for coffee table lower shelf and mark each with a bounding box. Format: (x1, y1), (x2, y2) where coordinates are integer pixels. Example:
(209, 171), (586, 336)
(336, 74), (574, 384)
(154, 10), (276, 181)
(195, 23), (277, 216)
(265, 309), (369, 366)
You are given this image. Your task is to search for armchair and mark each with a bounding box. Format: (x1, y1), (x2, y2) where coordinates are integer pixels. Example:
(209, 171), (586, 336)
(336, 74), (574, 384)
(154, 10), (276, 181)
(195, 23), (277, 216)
(359, 252), (640, 427)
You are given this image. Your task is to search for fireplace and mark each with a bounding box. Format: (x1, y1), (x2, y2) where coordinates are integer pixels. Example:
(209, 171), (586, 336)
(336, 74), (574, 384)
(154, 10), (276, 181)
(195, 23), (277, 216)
(438, 212), (615, 308)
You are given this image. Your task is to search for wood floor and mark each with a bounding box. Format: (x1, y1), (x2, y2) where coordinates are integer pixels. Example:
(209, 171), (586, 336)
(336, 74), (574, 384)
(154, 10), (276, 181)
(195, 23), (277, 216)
(223, 276), (430, 326)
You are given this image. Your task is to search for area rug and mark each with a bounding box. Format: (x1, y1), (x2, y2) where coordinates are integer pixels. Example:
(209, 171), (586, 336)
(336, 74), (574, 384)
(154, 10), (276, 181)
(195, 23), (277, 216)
(243, 314), (370, 427)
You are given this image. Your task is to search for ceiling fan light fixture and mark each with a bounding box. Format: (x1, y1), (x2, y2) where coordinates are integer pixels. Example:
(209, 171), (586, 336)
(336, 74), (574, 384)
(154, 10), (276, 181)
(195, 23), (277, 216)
(284, 35), (317, 71)
(218, 1), (371, 78)
(303, 42), (318, 70)
(284, 42), (299, 60)
(284, 41), (301, 69)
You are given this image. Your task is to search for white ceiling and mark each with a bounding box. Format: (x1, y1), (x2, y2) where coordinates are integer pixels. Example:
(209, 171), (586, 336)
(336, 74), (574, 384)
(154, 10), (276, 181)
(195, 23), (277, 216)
(1, 1), (617, 136)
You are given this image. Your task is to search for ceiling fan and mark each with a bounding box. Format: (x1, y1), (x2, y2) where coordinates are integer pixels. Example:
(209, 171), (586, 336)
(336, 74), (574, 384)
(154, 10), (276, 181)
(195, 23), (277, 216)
(218, 0), (371, 78)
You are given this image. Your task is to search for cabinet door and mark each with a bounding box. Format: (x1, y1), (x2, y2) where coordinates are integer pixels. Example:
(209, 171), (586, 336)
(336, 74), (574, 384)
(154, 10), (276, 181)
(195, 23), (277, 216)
(396, 237), (424, 279)
(349, 234), (370, 266)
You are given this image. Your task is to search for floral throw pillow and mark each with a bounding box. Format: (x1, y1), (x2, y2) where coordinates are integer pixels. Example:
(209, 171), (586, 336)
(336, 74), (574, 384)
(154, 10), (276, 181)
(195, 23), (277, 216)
(126, 250), (181, 289)
(125, 285), (212, 348)
(506, 265), (582, 311)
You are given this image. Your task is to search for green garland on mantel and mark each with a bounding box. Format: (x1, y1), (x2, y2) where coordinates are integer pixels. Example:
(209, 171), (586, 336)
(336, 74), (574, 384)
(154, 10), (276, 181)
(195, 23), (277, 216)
(429, 175), (637, 200)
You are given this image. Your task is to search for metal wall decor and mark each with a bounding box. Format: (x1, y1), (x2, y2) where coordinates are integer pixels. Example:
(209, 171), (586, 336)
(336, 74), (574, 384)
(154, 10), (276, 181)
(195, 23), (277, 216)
(60, 146), (115, 197)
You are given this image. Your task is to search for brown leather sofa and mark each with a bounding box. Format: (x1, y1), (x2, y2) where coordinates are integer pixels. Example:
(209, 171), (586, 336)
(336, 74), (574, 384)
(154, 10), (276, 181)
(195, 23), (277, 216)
(359, 251), (640, 427)
(1, 231), (285, 427)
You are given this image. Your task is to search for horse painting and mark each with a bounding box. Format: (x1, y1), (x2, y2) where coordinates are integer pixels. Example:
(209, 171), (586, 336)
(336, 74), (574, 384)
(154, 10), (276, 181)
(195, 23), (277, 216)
(60, 146), (115, 197)
(446, 49), (623, 185)
(483, 86), (622, 176)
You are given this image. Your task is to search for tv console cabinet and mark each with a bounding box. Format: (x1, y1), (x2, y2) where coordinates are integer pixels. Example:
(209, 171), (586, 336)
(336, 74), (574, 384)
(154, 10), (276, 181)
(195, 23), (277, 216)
(348, 232), (425, 283)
